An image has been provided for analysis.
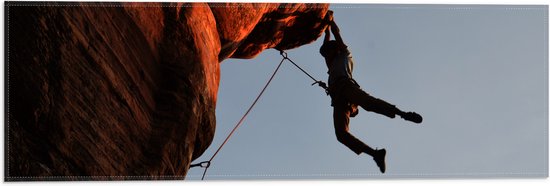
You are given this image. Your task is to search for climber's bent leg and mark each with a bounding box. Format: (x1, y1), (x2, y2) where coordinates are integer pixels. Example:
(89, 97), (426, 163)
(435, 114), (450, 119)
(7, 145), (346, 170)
(341, 83), (402, 119)
(333, 105), (375, 156)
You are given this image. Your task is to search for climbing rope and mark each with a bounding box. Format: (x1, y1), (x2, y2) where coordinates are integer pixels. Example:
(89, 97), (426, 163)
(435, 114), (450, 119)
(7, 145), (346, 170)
(191, 50), (327, 180)
(278, 50), (329, 94)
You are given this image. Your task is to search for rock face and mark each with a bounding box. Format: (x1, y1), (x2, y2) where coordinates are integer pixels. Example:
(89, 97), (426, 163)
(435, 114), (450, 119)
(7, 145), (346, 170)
(5, 2), (329, 180)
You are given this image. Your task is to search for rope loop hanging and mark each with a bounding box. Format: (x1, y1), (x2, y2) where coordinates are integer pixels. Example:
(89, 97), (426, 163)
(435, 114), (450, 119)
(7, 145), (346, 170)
(190, 161), (210, 168)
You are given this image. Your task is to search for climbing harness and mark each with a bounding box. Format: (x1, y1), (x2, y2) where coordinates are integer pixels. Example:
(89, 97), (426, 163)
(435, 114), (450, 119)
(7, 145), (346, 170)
(191, 49), (327, 180)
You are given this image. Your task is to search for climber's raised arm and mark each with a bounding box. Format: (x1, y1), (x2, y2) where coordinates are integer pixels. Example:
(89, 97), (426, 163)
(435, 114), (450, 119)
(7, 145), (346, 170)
(330, 20), (345, 47)
(324, 26), (331, 44)
(323, 10), (333, 45)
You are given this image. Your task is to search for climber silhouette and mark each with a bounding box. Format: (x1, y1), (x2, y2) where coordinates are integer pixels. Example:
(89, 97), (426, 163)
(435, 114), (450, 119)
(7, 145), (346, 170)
(319, 11), (423, 173)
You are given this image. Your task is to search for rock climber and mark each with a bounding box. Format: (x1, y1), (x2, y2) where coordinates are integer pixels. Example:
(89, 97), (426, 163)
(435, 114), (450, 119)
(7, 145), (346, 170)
(318, 11), (423, 173)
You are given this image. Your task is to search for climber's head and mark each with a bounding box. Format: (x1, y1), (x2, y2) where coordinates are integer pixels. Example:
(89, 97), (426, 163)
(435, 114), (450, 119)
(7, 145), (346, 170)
(320, 40), (339, 68)
(320, 40), (337, 58)
(321, 40), (346, 60)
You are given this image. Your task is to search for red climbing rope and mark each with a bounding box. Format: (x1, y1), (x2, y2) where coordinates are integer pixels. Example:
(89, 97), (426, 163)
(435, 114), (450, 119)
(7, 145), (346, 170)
(191, 50), (328, 180)
(197, 52), (287, 180)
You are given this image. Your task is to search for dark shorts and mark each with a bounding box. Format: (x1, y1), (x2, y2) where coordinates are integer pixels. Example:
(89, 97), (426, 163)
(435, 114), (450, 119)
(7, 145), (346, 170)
(329, 78), (359, 117)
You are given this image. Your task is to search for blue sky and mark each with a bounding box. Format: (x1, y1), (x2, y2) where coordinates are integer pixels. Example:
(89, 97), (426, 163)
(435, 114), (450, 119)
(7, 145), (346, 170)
(187, 4), (548, 179)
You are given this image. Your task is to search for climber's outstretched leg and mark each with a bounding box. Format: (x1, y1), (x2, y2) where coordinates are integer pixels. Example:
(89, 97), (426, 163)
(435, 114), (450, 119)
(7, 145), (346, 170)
(340, 80), (423, 123)
(333, 105), (387, 173)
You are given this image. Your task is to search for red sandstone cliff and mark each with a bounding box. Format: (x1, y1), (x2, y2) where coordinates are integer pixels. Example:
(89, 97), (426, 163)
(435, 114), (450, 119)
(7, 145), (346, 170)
(5, 2), (329, 180)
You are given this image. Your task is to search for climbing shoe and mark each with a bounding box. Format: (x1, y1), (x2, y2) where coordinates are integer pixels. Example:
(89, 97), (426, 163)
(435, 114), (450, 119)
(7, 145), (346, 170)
(373, 148), (386, 173)
(400, 112), (422, 124)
